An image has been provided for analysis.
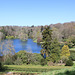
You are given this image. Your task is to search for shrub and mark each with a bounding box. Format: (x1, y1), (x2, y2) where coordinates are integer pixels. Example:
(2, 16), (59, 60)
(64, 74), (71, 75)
(69, 52), (75, 61)
(0, 62), (3, 71)
(61, 56), (68, 63)
(65, 59), (73, 66)
(47, 61), (54, 66)
(41, 58), (47, 66)
(13, 51), (43, 65)
(0, 62), (2, 69)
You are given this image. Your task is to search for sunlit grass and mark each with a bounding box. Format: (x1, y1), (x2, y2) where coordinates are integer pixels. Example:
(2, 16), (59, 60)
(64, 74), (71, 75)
(38, 67), (75, 75)
(0, 65), (74, 75)
(4, 64), (71, 69)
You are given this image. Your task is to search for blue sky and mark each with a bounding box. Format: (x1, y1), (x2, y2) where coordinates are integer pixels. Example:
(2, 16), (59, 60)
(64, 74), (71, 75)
(0, 0), (75, 26)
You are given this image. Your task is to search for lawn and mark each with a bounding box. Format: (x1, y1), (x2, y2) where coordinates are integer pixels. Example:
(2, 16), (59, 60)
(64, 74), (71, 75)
(38, 67), (75, 75)
(0, 65), (72, 75)
(4, 65), (71, 69)
(38, 63), (75, 75)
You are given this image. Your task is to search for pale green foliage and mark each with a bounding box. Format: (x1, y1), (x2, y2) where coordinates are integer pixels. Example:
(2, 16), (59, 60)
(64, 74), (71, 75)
(61, 45), (70, 58)
(6, 36), (15, 39)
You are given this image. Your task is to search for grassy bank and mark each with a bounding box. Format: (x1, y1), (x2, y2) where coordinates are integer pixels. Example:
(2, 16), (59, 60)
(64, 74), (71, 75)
(38, 67), (75, 75)
(38, 63), (75, 75)
(0, 65), (71, 74)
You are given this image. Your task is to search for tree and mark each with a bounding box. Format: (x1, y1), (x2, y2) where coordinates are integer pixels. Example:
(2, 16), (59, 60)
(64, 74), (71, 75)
(41, 26), (52, 57)
(61, 45), (70, 58)
(41, 26), (60, 62)
(0, 40), (15, 63)
(65, 59), (73, 66)
(48, 39), (60, 62)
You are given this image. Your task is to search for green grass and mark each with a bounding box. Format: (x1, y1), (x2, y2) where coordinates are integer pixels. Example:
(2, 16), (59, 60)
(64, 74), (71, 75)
(4, 65), (71, 69)
(0, 64), (74, 75)
(38, 67), (75, 75)
(0, 65), (71, 74)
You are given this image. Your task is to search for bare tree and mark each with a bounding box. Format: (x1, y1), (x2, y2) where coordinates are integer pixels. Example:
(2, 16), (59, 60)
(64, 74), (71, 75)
(0, 40), (15, 62)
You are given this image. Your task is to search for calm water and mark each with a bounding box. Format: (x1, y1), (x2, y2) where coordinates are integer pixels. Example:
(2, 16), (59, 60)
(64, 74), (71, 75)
(12, 39), (42, 53)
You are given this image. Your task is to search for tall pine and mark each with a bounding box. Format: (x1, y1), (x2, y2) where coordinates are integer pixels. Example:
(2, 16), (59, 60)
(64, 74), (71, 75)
(41, 26), (60, 62)
(41, 26), (52, 57)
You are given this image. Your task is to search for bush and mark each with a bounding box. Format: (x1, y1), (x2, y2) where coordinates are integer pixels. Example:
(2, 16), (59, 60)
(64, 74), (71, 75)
(0, 62), (2, 70)
(13, 51), (43, 65)
(41, 58), (47, 66)
(4, 58), (13, 65)
(0, 62), (4, 71)
(65, 59), (73, 66)
(69, 52), (75, 61)
(61, 56), (68, 63)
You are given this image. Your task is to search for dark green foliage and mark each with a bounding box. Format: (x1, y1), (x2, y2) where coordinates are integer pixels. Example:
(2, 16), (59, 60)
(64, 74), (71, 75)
(49, 39), (60, 62)
(41, 26), (44, 32)
(42, 26), (52, 51)
(0, 62), (3, 70)
(12, 50), (43, 65)
(65, 59), (73, 66)
(41, 26), (52, 57)
(41, 58), (47, 66)
(0, 62), (7, 71)
(71, 38), (75, 46)
(41, 26), (60, 63)
(32, 53), (43, 65)
(69, 52), (75, 61)
(65, 71), (75, 75)
(56, 69), (75, 75)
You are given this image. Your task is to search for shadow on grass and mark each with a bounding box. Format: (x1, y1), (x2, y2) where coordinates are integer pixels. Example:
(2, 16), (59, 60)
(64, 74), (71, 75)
(56, 70), (75, 75)
(0, 66), (9, 73)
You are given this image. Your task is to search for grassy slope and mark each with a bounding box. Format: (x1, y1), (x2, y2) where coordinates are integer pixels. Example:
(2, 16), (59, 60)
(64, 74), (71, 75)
(39, 67), (75, 75)
(4, 65), (70, 69)
(39, 63), (75, 75)
(0, 64), (75, 75)
(0, 65), (71, 74)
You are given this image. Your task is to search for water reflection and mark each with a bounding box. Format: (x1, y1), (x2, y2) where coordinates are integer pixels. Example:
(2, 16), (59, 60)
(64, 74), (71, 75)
(12, 39), (42, 53)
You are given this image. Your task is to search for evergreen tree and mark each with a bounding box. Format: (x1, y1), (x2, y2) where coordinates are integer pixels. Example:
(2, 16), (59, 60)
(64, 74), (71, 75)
(49, 39), (60, 62)
(41, 26), (52, 57)
(41, 26), (60, 62)
(61, 45), (70, 58)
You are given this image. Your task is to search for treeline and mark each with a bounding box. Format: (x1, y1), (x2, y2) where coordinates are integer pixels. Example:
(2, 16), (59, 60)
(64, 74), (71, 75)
(0, 22), (75, 44)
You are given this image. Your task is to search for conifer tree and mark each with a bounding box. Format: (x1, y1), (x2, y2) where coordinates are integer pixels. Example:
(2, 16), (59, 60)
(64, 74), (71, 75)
(41, 26), (52, 57)
(49, 38), (60, 62)
(41, 26), (60, 62)
(61, 45), (70, 58)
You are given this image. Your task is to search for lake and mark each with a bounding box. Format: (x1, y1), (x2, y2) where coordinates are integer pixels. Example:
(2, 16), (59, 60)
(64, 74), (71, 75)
(12, 39), (42, 53)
